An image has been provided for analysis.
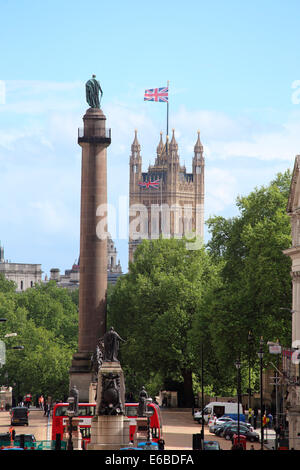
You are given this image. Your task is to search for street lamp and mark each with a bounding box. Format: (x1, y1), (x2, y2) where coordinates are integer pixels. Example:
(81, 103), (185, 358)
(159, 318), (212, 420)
(257, 336), (264, 451)
(267, 339), (282, 450)
(235, 357), (241, 445)
(247, 330), (254, 420)
(66, 396), (75, 450)
(201, 343), (204, 449)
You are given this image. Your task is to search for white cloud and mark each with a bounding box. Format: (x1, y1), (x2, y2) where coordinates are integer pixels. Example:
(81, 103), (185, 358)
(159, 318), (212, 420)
(172, 106), (300, 162)
(205, 167), (238, 214)
(0, 80), (298, 273)
(30, 200), (78, 234)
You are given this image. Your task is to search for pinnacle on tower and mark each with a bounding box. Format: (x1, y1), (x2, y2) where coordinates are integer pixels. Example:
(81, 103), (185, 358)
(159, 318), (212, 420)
(156, 131), (164, 155)
(194, 130), (204, 158)
(131, 129), (141, 157)
(170, 129), (178, 150)
(169, 129), (179, 163)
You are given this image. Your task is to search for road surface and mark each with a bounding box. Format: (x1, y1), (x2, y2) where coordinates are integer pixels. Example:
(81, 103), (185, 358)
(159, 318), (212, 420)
(0, 407), (264, 450)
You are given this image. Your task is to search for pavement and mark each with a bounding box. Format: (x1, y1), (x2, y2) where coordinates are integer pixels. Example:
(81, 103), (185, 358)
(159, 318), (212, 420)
(160, 408), (264, 450)
(0, 406), (51, 442)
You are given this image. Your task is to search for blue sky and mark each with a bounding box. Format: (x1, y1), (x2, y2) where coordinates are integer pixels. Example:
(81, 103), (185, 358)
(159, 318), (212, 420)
(0, 0), (300, 276)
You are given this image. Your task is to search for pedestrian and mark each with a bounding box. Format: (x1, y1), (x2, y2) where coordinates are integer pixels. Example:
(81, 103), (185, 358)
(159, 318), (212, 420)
(253, 410), (257, 429)
(267, 412), (273, 429)
(248, 408), (253, 424)
(250, 444), (255, 450)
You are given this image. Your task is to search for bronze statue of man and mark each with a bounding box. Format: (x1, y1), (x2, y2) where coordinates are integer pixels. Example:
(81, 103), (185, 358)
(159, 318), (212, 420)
(85, 74), (103, 108)
(103, 327), (126, 362)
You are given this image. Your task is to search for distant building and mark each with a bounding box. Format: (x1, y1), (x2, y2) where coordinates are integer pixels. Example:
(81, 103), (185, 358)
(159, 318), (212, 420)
(128, 129), (205, 263)
(0, 244), (42, 292)
(47, 236), (122, 290)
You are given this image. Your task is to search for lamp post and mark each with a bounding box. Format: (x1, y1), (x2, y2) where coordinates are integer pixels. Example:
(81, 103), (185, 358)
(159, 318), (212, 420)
(257, 336), (264, 451)
(267, 339), (281, 450)
(66, 396), (75, 450)
(145, 397), (153, 444)
(201, 343), (204, 449)
(235, 357), (241, 444)
(247, 330), (254, 423)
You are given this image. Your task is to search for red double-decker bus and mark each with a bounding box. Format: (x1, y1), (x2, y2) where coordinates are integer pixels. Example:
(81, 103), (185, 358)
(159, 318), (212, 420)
(52, 403), (96, 446)
(125, 402), (163, 443)
(52, 402), (163, 446)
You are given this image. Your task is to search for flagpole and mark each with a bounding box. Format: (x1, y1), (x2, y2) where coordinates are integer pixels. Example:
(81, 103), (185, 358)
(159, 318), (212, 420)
(161, 81), (169, 235)
(166, 80), (169, 139)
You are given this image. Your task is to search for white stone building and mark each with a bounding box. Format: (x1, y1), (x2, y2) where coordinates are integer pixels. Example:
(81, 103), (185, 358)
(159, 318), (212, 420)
(283, 155), (300, 449)
(0, 245), (42, 292)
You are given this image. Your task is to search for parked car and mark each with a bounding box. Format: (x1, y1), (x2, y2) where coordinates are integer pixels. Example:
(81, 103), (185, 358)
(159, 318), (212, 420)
(224, 425), (259, 442)
(0, 432), (36, 450)
(203, 441), (221, 450)
(0, 447), (24, 451)
(209, 416), (234, 433)
(217, 420), (252, 437)
(14, 434), (36, 447)
(10, 407), (29, 426)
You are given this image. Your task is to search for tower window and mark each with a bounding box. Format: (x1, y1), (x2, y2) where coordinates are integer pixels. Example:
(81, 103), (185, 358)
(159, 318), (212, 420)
(196, 167), (201, 174)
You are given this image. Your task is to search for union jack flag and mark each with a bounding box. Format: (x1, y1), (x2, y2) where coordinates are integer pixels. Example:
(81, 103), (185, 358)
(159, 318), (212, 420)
(138, 179), (160, 189)
(144, 87), (168, 103)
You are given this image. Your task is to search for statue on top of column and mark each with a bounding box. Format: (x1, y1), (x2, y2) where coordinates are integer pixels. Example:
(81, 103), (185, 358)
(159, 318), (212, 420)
(85, 74), (103, 109)
(103, 327), (126, 362)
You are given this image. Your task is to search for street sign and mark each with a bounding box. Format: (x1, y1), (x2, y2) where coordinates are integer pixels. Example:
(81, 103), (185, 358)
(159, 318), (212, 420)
(0, 340), (6, 366)
(269, 344), (282, 354)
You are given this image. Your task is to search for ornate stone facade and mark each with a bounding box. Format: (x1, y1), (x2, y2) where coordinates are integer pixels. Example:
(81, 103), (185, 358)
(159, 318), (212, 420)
(0, 244), (42, 292)
(283, 154), (300, 449)
(128, 129), (205, 263)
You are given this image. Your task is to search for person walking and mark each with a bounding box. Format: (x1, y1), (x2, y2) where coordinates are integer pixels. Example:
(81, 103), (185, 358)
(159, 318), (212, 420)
(267, 412), (273, 429)
(253, 410), (257, 429)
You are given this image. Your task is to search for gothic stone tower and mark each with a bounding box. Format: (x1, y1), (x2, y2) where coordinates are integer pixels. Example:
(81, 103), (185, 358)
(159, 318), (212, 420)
(129, 129), (204, 263)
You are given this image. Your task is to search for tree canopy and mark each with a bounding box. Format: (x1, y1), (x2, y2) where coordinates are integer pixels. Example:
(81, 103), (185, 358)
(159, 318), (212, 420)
(0, 278), (78, 401)
(110, 170), (293, 401)
(109, 238), (220, 405)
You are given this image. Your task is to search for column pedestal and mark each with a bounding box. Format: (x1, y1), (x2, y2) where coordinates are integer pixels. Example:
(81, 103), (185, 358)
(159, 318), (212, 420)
(87, 361), (130, 450)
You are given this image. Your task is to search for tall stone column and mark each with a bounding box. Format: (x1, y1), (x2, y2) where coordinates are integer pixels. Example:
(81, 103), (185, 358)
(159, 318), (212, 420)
(69, 108), (111, 401)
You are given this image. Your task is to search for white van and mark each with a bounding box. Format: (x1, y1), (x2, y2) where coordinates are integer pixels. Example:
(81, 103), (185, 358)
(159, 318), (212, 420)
(194, 402), (245, 424)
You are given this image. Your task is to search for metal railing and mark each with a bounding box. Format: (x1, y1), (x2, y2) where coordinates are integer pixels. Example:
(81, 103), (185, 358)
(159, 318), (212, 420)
(0, 440), (67, 450)
(78, 128), (111, 139)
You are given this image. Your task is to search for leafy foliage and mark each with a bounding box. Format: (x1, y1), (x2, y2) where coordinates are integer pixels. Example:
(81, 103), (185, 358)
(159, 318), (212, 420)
(109, 238), (220, 405)
(0, 277), (78, 401)
(202, 170), (292, 393)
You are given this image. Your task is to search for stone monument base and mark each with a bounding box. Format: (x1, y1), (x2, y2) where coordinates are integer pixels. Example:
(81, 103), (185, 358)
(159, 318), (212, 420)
(88, 415), (130, 450)
(87, 361), (130, 450)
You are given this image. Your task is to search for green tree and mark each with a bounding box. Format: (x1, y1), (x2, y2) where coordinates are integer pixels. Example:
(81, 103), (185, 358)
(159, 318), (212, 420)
(109, 238), (220, 406)
(204, 170), (292, 392)
(15, 281), (78, 348)
(0, 281), (78, 400)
